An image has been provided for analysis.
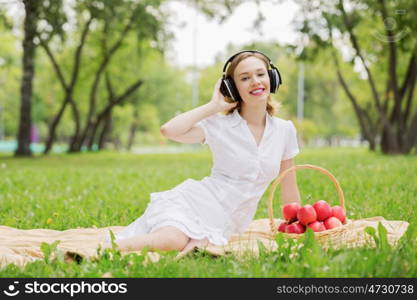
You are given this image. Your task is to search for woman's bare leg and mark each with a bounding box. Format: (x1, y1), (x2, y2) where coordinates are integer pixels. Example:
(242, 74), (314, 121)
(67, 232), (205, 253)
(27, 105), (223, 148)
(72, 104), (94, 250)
(103, 226), (190, 252)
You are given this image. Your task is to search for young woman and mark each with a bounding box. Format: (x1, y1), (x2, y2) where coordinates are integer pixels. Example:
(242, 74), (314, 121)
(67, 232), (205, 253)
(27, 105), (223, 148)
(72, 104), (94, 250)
(102, 50), (301, 253)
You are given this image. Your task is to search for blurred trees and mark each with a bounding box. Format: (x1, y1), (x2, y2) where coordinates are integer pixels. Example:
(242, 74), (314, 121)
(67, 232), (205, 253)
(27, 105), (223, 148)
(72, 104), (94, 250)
(294, 0), (417, 154)
(0, 0), (239, 155)
(3, 0), (415, 155)
(36, 0), (167, 154)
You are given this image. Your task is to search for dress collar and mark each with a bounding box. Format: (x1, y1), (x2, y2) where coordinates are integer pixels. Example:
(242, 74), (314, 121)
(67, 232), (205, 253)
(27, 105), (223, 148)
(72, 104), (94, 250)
(229, 109), (272, 128)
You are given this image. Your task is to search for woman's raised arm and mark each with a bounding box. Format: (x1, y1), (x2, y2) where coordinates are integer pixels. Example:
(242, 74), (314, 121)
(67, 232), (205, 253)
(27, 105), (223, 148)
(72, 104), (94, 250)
(160, 79), (237, 140)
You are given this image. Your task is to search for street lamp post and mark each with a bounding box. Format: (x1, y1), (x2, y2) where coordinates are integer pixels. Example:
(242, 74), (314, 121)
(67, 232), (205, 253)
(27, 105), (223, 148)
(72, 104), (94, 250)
(297, 62), (304, 122)
(191, 1), (199, 108)
(297, 62), (305, 147)
(0, 104), (4, 140)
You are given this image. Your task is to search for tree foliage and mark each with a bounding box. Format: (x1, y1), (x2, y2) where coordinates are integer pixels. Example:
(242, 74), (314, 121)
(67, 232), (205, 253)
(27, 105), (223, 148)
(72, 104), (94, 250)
(294, 0), (417, 154)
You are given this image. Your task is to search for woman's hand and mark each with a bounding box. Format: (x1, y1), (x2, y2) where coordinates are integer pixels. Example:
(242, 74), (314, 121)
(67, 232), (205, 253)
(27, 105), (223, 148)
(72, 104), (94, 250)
(208, 78), (238, 113)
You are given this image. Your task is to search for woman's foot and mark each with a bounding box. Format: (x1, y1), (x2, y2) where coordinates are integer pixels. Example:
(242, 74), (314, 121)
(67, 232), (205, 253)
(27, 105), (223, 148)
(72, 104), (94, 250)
(175, 238), (210, 260)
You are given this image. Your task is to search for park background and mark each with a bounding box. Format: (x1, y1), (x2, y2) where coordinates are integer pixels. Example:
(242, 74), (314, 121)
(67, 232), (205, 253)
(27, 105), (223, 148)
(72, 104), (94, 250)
(0, 0), (416, 277)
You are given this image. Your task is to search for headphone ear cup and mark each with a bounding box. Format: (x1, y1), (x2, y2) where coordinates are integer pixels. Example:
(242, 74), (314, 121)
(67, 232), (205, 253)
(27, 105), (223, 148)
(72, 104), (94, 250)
(228, 78), (241, 101)
(220, 79), (230, 97)
(221, 77), (241, 101)
(269, 69), (279, 93)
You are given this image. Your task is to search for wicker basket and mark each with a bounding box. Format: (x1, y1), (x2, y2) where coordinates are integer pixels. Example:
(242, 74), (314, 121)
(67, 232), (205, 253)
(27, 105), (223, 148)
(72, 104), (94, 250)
(267, 164), (352, 247)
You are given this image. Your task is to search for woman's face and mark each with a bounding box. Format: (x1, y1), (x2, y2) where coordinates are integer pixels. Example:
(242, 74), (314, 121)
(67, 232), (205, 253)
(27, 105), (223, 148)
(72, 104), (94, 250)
(233, 56), (270, 105)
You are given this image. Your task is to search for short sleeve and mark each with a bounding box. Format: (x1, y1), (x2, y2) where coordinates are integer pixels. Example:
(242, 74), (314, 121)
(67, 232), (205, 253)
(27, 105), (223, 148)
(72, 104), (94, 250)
(282, 120), (300, 160)
(196, 113), (221, 145)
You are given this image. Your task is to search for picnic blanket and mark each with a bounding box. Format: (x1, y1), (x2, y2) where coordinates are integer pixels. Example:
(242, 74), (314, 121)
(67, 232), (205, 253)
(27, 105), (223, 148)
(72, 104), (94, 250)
(0, 217), (409, 268)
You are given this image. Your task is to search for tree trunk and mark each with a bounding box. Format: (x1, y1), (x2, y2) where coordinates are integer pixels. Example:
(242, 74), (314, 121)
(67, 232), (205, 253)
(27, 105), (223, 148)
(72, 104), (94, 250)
(87, 116), (100, 151)
(127, 110), (139, 151)
(98, 111), (112, 150)
(15, 0), (38, 157)
(43, 97), (70, 154)
(67, 96), (82, 153)
(368, 138), (376, 152)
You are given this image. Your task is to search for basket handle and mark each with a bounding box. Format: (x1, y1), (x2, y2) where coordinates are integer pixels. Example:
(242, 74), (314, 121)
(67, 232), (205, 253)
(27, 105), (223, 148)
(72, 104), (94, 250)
(268, 164), (345, 235)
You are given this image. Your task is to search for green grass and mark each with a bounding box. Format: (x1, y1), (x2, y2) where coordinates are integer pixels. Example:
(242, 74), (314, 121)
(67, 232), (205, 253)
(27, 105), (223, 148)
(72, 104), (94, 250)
(0, 148), (416, 277)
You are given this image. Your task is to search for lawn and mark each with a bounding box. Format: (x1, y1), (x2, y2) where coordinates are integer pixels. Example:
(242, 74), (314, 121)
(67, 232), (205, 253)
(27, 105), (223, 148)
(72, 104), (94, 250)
(0, 147), (416, 277)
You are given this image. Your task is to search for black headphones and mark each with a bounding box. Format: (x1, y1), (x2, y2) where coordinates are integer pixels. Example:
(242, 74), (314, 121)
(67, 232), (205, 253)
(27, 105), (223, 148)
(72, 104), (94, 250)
(219, 50), (282, 102)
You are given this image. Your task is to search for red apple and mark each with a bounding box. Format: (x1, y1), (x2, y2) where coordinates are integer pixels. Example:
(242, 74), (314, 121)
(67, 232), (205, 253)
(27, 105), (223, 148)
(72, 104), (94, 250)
(278, 222), (288, 233)
(324, 216), (343, 229)
(286, 222), (306, 234)
(313, 200), (333, 221)
(332, 206), (346, 224)
(308, 221), (326, 232)
(297, 205), (317, 225)
(282, 203), (301, 222)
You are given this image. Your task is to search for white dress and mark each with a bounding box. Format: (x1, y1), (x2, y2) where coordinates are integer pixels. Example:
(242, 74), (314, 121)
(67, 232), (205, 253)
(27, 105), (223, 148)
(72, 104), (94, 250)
(106, 109), (299, 245)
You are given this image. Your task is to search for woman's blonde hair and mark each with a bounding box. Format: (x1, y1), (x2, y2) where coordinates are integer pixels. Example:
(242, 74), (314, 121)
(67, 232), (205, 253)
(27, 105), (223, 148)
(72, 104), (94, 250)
(223, 52), (281, 116)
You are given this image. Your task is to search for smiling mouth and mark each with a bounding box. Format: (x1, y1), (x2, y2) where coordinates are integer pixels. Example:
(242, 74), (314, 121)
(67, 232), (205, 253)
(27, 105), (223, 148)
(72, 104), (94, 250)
(250, 88), (265, 96)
